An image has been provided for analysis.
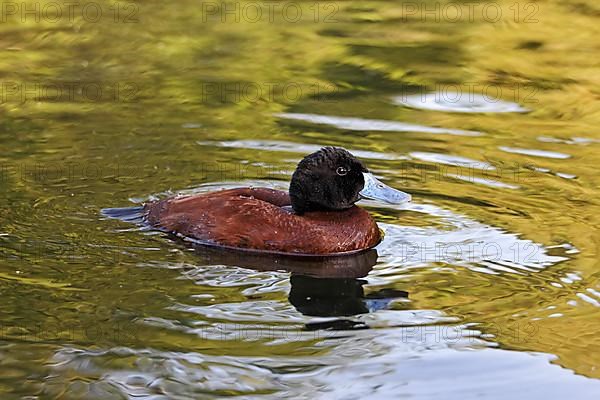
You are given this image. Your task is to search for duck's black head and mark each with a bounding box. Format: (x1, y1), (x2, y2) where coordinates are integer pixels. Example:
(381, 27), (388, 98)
(289, 147), (411, 214)
(289, 147), (367, 214)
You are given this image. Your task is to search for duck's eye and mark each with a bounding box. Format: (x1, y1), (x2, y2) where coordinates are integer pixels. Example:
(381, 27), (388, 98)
(336, 166), (348, 176)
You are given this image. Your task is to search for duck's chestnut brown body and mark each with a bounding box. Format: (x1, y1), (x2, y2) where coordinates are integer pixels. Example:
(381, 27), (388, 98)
(144, 188), (381, 255)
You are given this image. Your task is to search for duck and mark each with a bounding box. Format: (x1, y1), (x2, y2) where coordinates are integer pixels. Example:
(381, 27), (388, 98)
(143, 147), (411, 255)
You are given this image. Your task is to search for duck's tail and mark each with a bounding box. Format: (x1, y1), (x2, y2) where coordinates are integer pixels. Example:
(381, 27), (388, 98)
(101, 206), (146, 224)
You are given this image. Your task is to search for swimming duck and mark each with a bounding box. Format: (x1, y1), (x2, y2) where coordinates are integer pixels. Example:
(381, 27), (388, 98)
(144, 147), (411, 255)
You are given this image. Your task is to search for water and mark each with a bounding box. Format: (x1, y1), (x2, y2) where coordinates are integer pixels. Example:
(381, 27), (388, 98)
(1, 0), (600, 398)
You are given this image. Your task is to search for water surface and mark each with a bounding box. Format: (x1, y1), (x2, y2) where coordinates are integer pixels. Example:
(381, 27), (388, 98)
(1, 0), (600, 398)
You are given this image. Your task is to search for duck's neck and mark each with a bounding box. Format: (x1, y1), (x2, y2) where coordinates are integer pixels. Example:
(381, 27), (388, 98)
(289, 170), (310, 215)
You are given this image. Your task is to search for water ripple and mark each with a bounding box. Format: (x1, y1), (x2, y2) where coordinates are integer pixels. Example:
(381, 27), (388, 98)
(537, 136), (599, 145)
(198, 140), (406, 160)
(393, 92), (529, 113)
(274, 112), (483, 136)
(499, 146), (571, 159)
(374, 202), (568, 274)
(447, 174), (520, 189)
(409, 152), (495, 170)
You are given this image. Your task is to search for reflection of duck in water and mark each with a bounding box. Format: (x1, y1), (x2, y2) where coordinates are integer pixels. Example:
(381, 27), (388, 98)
(191, 245), (408, 327)
(104, 147), (411, 255)
(290, 274), (408, 323)
(190, 243), (379, 278)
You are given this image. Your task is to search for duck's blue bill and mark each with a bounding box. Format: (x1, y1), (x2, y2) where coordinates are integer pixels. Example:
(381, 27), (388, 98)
(359, 173), (412, 204)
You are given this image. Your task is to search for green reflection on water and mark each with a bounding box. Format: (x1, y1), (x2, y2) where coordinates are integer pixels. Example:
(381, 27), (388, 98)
(1, 0), (600, 397)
